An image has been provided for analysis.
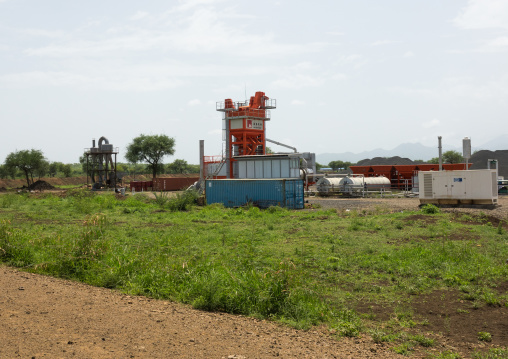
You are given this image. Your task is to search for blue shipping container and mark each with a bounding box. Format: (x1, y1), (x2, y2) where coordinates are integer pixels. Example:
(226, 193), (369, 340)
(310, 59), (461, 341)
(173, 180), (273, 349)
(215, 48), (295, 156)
(205, 179), (305, 209)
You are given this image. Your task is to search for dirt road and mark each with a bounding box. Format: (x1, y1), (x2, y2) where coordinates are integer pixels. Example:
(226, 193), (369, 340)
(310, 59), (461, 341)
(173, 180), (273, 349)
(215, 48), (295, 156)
(1, 267), (404, 359)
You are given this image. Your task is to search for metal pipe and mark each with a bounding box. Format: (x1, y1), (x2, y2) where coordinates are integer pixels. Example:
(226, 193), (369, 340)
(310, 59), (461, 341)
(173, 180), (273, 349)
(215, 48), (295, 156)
(266, 138), (297, 153)
(199, 140), (204, 183)
(438, 136), (443, 171)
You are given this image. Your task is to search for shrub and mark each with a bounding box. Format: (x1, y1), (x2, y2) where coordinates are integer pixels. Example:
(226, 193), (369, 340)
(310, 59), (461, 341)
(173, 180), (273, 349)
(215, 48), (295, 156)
(478, 331), (492, 342)
(421, 204), (440, 214)
(0, 220), (34, 267)
(167, 189), (199, 211)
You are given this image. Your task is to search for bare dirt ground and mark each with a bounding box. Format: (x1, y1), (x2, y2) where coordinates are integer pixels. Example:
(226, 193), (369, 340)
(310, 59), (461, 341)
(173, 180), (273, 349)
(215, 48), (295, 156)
(1, 196), (507, 358)
(1, 267), (404, 359)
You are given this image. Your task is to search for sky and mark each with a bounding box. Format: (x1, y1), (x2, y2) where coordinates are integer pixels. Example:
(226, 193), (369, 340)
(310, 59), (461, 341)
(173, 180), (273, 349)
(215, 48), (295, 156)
(1, 0), (508, 165)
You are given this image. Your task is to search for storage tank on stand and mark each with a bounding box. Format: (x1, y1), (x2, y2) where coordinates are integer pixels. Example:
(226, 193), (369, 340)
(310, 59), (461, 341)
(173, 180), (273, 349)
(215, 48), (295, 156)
(339, 176), (391, 196)
(316, 177), (343, 195)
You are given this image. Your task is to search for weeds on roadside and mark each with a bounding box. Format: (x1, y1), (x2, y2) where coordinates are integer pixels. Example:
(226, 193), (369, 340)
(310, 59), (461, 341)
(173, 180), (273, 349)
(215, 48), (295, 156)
(421, 204), (440, 214)
(472, 347), (508, 359)
(478, 331), (492, 342)
(0, 220), (34, 267)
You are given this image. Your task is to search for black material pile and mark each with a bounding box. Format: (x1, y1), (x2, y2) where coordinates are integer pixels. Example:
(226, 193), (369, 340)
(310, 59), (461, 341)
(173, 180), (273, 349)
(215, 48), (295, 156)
(356, 156), (415, 166)
(27, 180), (56, 191)
(469, 150), (508, 178)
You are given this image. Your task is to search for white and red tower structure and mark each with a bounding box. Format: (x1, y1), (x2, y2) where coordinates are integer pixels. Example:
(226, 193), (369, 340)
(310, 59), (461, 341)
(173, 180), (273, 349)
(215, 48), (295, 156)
(216, 91), (276, 178)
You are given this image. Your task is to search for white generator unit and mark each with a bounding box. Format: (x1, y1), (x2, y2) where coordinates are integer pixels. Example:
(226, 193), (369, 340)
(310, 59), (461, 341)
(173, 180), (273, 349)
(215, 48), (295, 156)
(419, 169), (498, 205)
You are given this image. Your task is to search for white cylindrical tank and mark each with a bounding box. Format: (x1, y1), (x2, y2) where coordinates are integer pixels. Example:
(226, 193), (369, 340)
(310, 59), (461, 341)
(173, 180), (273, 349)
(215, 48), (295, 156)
(316, 177), (342, 195)
(463, 137), (471, 159)
(339, 176), (391, 194)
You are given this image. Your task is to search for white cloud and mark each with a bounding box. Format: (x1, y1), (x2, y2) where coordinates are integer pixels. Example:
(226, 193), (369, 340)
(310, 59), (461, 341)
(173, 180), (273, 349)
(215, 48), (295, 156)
(188, 99), (201, 106)
(331, 73), (347, 81)
(453, 0), (508, 30)
(388, 75), (508, 101)
(326, 31), (345, 36)
(271, 74), (325, 89)
(403, 51), (415, 58)
(371, 40), (401, 46)
(422, 119), (440, 129)
(19, 28), (65, 38)
(335, 54), (368, 69)
(0, 69), (186, 92)
(291, 100), (305, 105)
(208, 129), (222, 135)
(130, 11), (149, 21)
(23, 5), (328, 59)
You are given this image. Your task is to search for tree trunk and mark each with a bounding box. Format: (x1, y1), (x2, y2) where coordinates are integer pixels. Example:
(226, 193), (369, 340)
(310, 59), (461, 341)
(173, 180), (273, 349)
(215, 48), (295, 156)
(24, 170), (30, 188)
(152, 161), (157, 180)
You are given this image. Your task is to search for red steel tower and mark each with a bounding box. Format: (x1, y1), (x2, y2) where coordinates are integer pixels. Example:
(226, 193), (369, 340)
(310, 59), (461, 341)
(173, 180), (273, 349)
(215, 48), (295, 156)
(216, 91), (276, 177)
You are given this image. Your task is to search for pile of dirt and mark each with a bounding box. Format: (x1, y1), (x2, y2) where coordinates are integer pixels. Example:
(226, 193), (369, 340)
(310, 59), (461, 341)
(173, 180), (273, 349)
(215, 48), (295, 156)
(27, 180), (56, 191)
(469, 150), (508, 178)
(356, 156), (415, 166)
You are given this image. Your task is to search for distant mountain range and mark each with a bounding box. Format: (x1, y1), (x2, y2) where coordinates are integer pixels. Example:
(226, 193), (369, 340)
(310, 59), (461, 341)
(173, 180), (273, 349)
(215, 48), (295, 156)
(317, 135), (508, 165)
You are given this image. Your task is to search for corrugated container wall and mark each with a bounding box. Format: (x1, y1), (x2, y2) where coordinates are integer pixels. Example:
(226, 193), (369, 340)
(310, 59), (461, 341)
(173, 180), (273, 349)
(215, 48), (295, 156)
(205, 179), (305, 209)
(152, 177), (199, 191)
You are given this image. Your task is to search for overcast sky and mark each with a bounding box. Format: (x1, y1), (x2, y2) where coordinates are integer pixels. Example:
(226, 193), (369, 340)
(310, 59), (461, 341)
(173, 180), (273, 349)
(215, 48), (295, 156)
(1, 0), (507, 165)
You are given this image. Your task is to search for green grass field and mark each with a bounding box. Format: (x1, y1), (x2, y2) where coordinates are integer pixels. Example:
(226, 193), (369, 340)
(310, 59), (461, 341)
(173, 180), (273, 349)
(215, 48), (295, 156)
(1, 190), (507, 357)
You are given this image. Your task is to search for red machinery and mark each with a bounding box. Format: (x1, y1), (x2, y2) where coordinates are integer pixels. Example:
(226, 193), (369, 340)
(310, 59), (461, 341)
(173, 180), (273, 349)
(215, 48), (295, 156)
(216, 91), (276, 177)
(350, 163), (473, 189)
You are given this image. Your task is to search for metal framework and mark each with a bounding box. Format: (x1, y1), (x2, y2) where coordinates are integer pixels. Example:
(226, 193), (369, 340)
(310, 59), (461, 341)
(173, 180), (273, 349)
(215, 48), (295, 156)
(216, 91), (276, 178)
(83, 137), (119, 190)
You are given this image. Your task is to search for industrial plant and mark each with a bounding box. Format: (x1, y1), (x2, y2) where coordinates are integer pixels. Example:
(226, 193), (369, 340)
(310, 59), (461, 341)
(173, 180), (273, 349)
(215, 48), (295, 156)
(83, 91), (501, 209)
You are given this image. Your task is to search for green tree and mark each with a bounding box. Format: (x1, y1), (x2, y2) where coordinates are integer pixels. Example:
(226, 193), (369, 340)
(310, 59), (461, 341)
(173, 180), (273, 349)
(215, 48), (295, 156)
(443, 150), (464, 164)
(0, 164), (17, 179)
(125, 134), (175, 179)
(167, 159), (191, 174)
(427, 151), (464, 164)
(4, 149), (46, 187)
(35, 160), (50, 180)
(328, 160), (353, 171)
(60, 163), (72, 177)
(48, 162), (61, 177)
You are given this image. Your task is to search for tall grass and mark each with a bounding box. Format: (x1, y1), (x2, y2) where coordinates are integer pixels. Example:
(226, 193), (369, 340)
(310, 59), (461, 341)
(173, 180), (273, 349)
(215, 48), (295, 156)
(0, 191), (507, 338)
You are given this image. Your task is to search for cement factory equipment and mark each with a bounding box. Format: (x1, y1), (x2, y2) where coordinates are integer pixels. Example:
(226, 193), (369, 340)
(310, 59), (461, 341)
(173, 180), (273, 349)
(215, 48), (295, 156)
(463, 137), (471, 170)
(83, 137), (119, 190)
(419, 169), (498, 205)
(316, 177), (343, 195)
(341, 176), (391, 195)
(216, 91), (276, 178)
(316, 176), (391, 196)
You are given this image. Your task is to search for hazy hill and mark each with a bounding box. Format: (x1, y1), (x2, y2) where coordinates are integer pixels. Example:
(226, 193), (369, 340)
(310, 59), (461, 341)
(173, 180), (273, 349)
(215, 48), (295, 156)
(317, 135), (508, 166)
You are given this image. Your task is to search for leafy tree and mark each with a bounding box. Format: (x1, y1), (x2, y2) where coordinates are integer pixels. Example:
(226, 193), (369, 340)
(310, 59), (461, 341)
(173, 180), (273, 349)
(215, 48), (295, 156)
(167, 159), (191, 174)
(60, 163), (72, 177)
(4, 149), (46, 187)
(125, 134), (175, 179)
(328, 160), (353, 171)
(427, 151), (464, 164)
(0, 164), (17, 179)
(48, 162), (61, 177)
(443, 150), (464, 164)
(35, 160), (50, 180)
(315, 162), (324, 171)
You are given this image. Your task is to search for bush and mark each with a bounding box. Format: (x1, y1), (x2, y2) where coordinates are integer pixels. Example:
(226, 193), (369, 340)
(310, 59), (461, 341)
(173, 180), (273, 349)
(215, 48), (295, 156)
(167, 189), (199, 211)
(421, 204), (440, 214)
(0, 220), (34, 267)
